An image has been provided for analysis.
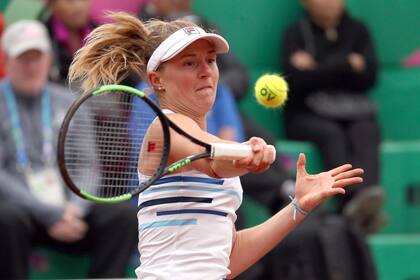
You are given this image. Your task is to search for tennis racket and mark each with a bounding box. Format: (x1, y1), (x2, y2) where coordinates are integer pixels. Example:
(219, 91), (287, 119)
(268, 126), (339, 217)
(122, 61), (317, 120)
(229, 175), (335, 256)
(58, 84), (270, 203)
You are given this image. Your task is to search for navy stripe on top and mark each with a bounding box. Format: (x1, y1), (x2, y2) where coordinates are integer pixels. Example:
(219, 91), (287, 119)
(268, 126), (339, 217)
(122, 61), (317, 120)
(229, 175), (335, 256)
(156, 209), (228, 217)
(154, 176), (224, 185)
(139, 196), (213, 210)
(142, 185), (241, 201)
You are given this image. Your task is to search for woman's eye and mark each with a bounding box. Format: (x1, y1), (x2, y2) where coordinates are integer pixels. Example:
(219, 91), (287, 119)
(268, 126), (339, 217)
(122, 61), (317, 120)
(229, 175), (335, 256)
(183, 61), (195, 67)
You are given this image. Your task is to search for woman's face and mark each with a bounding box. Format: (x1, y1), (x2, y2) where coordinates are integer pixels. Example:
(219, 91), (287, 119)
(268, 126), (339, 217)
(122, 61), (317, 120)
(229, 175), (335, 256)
(155, 39), (219, 116)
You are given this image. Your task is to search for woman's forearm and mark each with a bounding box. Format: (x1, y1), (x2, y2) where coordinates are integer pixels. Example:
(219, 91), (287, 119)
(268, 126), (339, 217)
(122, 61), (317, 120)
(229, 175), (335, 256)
(210, 159), (249, 178)
(228, 203), (306, 279)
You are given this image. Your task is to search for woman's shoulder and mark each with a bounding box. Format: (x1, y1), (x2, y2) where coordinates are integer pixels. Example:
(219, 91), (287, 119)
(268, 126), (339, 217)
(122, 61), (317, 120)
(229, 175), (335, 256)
(163, 111), (200, 128)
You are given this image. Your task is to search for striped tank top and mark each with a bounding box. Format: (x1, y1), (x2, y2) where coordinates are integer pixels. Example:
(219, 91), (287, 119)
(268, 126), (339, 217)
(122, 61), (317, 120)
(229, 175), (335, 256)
(135, 110), (243, 279)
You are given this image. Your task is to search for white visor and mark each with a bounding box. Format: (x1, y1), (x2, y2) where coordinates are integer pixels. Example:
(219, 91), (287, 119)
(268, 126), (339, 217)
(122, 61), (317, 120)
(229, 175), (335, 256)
(146, 26), (229, 73)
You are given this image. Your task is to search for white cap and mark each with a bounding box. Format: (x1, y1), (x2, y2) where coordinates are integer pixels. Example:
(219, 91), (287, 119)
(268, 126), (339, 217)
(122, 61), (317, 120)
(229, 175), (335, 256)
(2, 20), (51, 58)
(146, 26), (229, 73)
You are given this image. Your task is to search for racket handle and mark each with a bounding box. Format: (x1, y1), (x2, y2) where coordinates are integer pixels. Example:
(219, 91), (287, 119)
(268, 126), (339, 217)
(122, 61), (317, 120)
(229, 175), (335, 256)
(210, 143), (277, 162)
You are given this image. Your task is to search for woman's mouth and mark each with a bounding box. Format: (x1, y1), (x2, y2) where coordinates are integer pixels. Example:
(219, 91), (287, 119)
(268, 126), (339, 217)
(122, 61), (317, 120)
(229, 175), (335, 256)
(196, 86), (213, 92)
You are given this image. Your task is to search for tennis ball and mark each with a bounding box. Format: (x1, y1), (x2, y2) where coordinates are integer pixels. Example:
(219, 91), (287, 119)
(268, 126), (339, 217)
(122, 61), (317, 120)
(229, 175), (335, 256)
(254, 74), (288, 108)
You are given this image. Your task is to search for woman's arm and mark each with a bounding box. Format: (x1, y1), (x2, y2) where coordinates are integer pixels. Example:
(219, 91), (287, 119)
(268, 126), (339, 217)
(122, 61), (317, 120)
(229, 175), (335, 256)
(166, 113), (275, 178)
(228, 153), (364, 278)
(228, 203), (302, 279)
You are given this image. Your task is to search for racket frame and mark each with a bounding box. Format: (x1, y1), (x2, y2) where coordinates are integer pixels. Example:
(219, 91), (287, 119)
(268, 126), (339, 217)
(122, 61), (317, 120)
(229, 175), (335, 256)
(57, 85), (171, 203)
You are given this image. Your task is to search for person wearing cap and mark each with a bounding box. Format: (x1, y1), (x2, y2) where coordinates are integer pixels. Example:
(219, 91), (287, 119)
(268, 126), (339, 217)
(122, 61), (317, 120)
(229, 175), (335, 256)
(0, 20), (138, 279)
(69, 13), (364, 279)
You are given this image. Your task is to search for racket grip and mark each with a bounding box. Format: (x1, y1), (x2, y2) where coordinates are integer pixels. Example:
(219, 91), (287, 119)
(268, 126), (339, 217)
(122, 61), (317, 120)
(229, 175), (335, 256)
(210, 143), (277, 162)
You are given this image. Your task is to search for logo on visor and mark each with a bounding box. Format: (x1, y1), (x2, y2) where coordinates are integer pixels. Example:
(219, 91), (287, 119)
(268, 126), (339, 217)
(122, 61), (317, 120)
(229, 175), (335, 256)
(183, 26), (201, 35)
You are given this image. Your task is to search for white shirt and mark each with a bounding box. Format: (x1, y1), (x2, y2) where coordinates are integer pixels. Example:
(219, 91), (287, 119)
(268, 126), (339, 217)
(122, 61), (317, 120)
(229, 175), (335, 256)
(136, 170), (243, 280)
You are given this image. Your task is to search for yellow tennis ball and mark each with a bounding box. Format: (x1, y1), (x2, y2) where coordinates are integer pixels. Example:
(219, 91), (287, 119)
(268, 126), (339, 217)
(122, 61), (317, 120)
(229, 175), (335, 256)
(254, 74), (288, 108)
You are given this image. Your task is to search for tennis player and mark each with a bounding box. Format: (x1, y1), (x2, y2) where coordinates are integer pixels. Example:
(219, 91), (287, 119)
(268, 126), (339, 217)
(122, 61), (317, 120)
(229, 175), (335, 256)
(69, 13), (364, 280)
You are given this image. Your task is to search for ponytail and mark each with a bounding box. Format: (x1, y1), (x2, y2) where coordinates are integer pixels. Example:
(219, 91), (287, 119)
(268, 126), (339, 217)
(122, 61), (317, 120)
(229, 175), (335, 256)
(69, 13), (150, 91)
(69, 12), (197, 91)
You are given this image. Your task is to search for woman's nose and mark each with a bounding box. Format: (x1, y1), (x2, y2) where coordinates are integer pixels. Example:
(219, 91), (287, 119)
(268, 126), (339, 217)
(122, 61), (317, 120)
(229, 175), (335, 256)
(199, 62), (212, 78)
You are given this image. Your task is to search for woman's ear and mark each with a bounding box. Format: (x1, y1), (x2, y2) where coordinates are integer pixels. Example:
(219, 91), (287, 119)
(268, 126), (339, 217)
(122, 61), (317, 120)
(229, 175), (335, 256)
(148, 72), (165, 91)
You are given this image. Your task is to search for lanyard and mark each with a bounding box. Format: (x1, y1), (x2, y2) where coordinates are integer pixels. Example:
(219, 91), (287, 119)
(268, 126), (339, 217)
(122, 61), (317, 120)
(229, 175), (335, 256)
(2, 80), (53, 170)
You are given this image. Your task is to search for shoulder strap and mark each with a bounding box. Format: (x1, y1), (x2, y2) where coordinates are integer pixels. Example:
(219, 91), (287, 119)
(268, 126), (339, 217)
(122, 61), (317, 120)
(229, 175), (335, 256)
(162, 109), (175, 114)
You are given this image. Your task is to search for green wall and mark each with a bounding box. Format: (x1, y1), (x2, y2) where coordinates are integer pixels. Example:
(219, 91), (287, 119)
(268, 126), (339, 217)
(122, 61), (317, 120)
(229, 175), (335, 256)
(194, 0), (420, 69)
(349, 0), (420, 67)
(194, 0), (302, 71)
(194, 0), (420, 141)
(2, 0), (43, 24)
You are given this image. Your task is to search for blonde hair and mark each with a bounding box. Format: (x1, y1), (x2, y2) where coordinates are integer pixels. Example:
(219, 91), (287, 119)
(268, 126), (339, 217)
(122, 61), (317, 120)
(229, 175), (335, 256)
(68, 12), (196, 91)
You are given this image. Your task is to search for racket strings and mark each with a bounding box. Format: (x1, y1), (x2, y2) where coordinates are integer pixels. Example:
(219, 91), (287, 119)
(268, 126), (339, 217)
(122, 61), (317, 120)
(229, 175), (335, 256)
(64, 91), (166, 198)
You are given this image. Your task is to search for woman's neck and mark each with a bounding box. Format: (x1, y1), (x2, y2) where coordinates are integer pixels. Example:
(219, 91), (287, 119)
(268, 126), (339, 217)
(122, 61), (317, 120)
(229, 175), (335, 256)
(160, 101), (207, 131)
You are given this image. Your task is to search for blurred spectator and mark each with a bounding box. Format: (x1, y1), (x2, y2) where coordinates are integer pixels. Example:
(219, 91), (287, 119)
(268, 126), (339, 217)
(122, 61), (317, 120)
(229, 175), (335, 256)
(39, 0), (140, 87)
(139, 0), (180, 21)
(0, 13), (5, 78)
(38, 0), (96, 84)
(281, 0), (384, 233)
(0, 20), (137, 279)
(90, 0), (147, 24)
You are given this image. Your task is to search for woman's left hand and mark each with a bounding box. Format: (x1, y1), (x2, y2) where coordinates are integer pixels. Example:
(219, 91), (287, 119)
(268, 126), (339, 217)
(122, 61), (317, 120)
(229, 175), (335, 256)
(294, 153), (364, 212)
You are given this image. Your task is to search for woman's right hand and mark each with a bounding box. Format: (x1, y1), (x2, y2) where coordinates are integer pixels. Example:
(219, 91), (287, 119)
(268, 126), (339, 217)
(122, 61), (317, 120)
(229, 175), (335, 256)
(234, 137), (276, 174)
